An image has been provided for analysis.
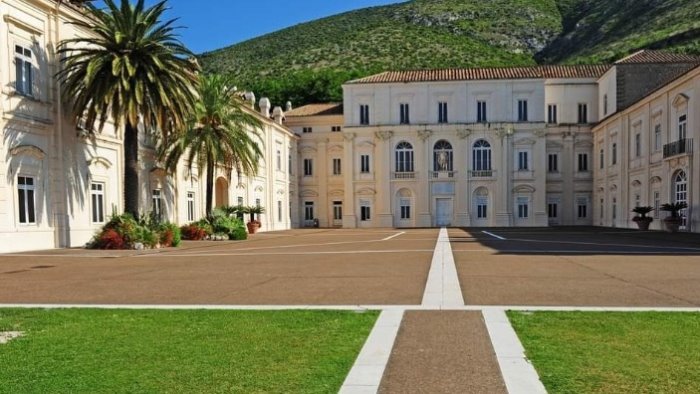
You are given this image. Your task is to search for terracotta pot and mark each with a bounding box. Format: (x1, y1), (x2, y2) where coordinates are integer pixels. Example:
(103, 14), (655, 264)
(247, 221), (261, 234)
(633, 217), (653, 231)
(663, 217), (682, 233)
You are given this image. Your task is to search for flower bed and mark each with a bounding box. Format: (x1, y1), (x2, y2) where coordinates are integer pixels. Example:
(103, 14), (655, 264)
(87, 214), (182, 250)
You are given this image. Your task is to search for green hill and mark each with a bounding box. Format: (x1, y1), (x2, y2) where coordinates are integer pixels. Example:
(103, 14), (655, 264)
(199, 0), (700, 105)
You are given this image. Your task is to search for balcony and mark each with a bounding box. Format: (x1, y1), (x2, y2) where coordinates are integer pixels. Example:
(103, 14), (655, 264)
(664, 139), (693, 159)
(430, 171), (456, 179)
(470, 170), (496, 178)
(392, 172), (417, 180)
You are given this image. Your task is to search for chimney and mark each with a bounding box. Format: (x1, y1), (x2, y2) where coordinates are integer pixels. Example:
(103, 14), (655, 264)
(272, 106), (284, 125)
(259, 97), (271, 118)
(286, 101), (293, 112)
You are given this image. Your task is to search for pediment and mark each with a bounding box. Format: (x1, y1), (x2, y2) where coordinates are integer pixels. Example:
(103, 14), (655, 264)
(650, 176), (662, 185)
(86, 156), (113, 169)
(672, 93), (689, 108)
(631, 180), (642, 188)
(327, 144), (344, 153)
(546, 141), (564, 150)
(300, 189), (319, 198)
(356, 187), (376, 196)
(574, 140), (594, 149)
(513, 185), (536, 194)
(357, 140), (376, 149)
(514, 138), (536, 146)
(150, 167), (167, 176)
(254, 185), (264, 193)
(328, 189), (344, 197)
(299, 145), (317, 154)
(10, 145), (45, 160)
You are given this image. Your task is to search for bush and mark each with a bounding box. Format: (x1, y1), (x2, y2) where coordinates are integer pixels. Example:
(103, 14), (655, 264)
(159, 223), (182, 247)
(232, 226), (248, 241)
(209, 209), (247, 240)
(181, 224), (208, 241)
(93, 229), (126, 250)
(134, 226), (159, 248)
(88, 213), (181, 250)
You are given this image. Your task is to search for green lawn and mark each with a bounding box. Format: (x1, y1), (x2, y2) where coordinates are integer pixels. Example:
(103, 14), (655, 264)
(0, 309), (378, 394)
(508, 312), (700, 394)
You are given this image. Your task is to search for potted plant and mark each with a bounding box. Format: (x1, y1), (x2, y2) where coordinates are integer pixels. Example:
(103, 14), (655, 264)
(660, 202), (688, 233)
(631, 206), (654, 231)
(246, 205), (265, 234)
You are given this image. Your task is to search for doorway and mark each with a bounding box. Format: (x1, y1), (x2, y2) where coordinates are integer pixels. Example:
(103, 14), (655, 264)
(436, 198), (453, 227)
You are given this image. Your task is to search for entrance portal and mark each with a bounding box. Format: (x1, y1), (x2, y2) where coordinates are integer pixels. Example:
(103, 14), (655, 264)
(436, 198), (453, 227)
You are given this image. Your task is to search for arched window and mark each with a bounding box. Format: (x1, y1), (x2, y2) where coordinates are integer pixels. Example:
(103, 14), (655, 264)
(433, 140), (453, 172)
(472, 140), (492, 171)
(395, 142), (414, 173)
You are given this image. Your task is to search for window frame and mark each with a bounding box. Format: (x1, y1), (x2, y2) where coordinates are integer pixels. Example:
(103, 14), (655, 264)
(14, 44), (33, 97)
(517, 99), (528, 122)
(90, 182), (106, 224)
(547, 104), (558, 124)
(17, 175), (37, 225)
(187, 191), (196, 222)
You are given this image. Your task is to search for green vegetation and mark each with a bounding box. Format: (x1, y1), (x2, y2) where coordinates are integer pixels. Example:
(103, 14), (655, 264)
(88, 213), (182, 249)
(0, 308), (379, 393)
(199, 0), (700, 105)
(508, 311), (700, 393)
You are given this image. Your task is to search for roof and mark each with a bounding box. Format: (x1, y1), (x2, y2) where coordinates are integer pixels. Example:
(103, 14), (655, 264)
(346, 64), (611, 84)
(285, 103), (344, 117)
(615, 50), (700, 65)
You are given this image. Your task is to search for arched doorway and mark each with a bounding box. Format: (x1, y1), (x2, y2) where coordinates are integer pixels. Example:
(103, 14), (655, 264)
(215, 177), (229, 208)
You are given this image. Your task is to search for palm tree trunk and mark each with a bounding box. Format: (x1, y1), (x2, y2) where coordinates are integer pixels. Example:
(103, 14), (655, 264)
(205, 158), (214, 217)
(124, 121), (140, 217)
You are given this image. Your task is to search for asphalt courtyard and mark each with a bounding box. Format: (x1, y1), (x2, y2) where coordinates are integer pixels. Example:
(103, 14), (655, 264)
(1, 227), (699, 307)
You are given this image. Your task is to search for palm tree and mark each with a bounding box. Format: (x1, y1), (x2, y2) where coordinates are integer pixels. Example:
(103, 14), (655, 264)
(161, 74), (263, 216)
(57, 0), (199, 217)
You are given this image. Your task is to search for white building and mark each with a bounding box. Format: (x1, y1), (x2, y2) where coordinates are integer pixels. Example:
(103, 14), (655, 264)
(0, 0), (296, 253)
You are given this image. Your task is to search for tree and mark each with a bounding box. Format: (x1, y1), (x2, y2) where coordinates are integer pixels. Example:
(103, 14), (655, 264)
(161, 74), (263, 216)
(57, 0), (199, 217)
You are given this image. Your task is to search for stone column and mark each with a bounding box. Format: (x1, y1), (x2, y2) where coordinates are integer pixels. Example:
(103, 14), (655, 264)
(342, 133), (357, 228)
(375, 130), (394, 227)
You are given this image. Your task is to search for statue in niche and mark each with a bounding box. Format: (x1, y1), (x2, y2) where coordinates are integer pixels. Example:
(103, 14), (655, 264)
(437, 151), (449, 171)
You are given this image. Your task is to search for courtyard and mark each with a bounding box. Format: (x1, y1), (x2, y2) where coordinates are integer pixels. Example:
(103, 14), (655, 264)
(1, 227), (700, 393)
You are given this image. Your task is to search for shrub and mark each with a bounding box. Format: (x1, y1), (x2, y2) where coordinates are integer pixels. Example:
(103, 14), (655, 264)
(93, 229), (126, 250)
(159, 223), (182, 247)
(232, 226), (248, 241)
(134, 226), (159, 248)
(181, 224), (208, 241)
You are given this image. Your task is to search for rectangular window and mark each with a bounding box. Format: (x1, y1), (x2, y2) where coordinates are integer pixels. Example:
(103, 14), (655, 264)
(604, 94), (609, 116)
(288, 154), (293, 175)
(654, 124), (662, 151)
(612, 143), (617, 165)
(360, 104), (370, 125)
(304, 202), (314, 221)
(237, 196), (244, 206)
(635, 194), (641, 208)
(679, 114), (687, 140)
(278, 201), (283, 222)
(578, 103), (588, 124)
(476, 197), (488, 219)
(331, 126), (342, 132)
(577, 198), (588, 219)
(548, 203), (558, 219)
(600, 198), (605, 219)
(333, 202), (343, 221)
(477, 101), (487, 123)
(599, 149), (605, 169)
(518, 151), (529, 171)
(547, 104), (557, 124)
(17, 176), (36, 224)
(517, 100), (528, 122)
(578, 153), (589, 172)
(303, 158), (313, 176)
(255, 198), (261, 208)
(360, 155), (370, 174)
(399, 103), (410, 124)
(152, 189), (162, 219)
(302, 127), (313, 134)
(276, 150), (282, 171)
(400, 198), (411, 220)
(361, 204), (371, 221)
(635, 133), (641, 157)
(90, 182), (106, 224)
(15, 45), (33, 96)
(333, 158), (342, 175)
(438, 102), (448, 124)
(653, 191), (661, 219)
(548, 154), (558, 173)
(517, 197), (529, 219)
(187, 192), (196, 222)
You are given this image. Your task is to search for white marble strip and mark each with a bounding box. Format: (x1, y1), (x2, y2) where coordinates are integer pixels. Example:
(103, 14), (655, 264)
(422, 227), (465, 307)
(482, 231), (508, 240)
(339, 309), (404, 394)
(482, 308), (547, 394)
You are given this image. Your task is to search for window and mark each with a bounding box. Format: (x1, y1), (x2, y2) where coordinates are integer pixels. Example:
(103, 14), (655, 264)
(578, 103), (588, 124)
(15, 45), (33, 96)
(255, 198), (261, 208)
(433, 140), (454, 172)
(635, 133), (641, 157)
(302, 127), (313, 134)
(517, 100), (528, 122)
(517, 151), (529, 171)
(187, 192), (196, 222)
(548, 154), (558, 173)
(333, 158), (342, 175)
(360, 154), (371, 173)
(276, 150), (282, 171)
(578, 153), (589, 172)
(603, 94), (608, 116)
(547, 104), (557, 124)
(612, 198), (617, 221)
(304, 202), (314, 221)
(477, 101), (487, 123)
(476, 197), (488, 219)
(303, 159), (313, 176)
(237, 196), (244, 206)
(17, 176), (36, 224)
(674, 171), (689, 228)
(360, 104), (370, 125)
(400, 198), (411, 220)
(152, 189), (162, 218)
(278, 201), (283, 222)
(679, 114), (687, 140)
(654, 124), (662, 151)
(611, 143), (617, 165)
(653, 191), (661, 219)
(361, 204), (371, 221)
(472, 140), (492, 171)
(90, 183), (106, 224)
(599, 149), (605, 169)
(577, 198), (588, 218)
(288, 154), (293, 175)
(635, 194), (641, 208)
(333, 202), (343, 221)
(438, 102), (448, 124)
(600, 199), (604, 219)
(548, 203), (558, 218)
(399, 103), (410, 124)
(517, 197), (529, 219)
(395, 142), (414, 173)
(331, 126), (342, 132)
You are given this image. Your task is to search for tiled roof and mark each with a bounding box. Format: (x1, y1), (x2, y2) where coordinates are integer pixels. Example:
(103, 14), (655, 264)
(346, 65), (611, 84)
(285, 103), (344, 117)
(615, 50), (700, 64)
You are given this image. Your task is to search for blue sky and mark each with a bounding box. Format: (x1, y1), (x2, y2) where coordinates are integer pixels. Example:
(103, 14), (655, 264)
(96, 0), (404, 54)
